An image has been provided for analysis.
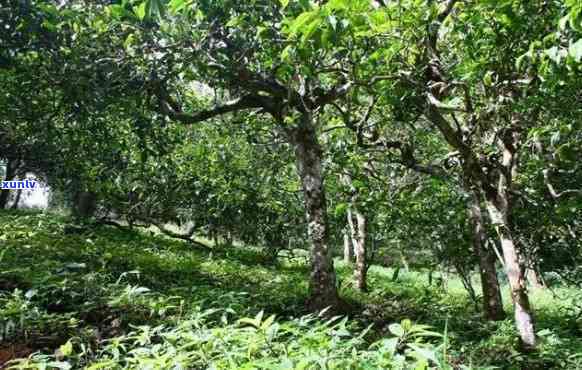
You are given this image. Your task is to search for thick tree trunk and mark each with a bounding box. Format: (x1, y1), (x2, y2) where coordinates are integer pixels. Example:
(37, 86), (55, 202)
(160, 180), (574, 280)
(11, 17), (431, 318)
(0, 159), (17, 209)
(290, 113), (340, 311)
(343, 229), (352, 263)
(468, 188), (505, 321)
(493, 221), (535, 349)
(485, 194), (536, 350)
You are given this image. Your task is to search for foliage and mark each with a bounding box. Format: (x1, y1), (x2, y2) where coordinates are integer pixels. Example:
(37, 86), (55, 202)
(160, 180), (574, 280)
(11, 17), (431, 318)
(0, 212), (580, 369)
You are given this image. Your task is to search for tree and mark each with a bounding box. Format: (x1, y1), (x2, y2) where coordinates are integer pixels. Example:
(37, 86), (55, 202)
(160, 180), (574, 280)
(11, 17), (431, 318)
(84, 0), (364, 310)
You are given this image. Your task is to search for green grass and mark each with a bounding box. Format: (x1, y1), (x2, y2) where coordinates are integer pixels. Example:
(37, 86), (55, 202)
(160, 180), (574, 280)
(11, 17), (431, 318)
(1, 210), (581, 369)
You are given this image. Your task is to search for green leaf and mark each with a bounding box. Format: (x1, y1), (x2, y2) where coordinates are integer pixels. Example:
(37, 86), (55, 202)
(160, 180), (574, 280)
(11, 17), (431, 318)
(47, 362), (72, 370)
(134, 2), (146, 20)
(108, 4), (127, 19)
(169, 0), (190, 13)
(401, 319), (412, 331)
(281, 45), (294, 61)
(328, 15), (337, 30)
(568, 39), (582, 62)
(286, 11), (316, 36)
(124, 34), (135, 50)
(546, 46), (566, 64)
(558, 14), (570, 30)
(239, 317), (260, 328)
(374, 337), (399, 355)
(408, 344), (439, 365)
(135, 0), (165, 21)
(59, 340), (74, 357)
(255, 310), (265, 323)
(86, 361), (118, 370)
(301, 18), (322, 44)
(261, 314), (276, 330)
(389, 323), (405, 337)
(334, 203), (347, 216)
(483, 71), (494, 86)
(352, 179), (365, 190)
(280, 0), (290, 9)
(328, 0), (350, 10)
(147, 0), (166, 19)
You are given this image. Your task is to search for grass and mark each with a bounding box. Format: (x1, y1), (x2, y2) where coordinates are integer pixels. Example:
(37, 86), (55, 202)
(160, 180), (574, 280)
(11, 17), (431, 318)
(0, 210), (581, 369)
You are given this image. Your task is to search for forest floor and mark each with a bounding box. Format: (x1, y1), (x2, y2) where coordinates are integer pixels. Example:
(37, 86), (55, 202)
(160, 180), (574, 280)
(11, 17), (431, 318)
(0, 210), (581, 369)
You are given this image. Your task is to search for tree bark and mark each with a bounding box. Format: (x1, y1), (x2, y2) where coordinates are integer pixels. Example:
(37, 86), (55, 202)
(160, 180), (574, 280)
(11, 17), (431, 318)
(290, 113), (340, 311)
(343, 228), (352, 263)
(483, 135), (536, 350)
(486, 201), (536, 350)
(345, 177), (368, 292)
(352, 208), (368, 292)
(468, 187), (505, 321)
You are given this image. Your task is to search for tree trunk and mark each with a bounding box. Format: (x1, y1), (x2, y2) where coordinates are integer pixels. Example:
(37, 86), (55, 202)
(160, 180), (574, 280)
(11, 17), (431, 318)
(290, 113), (340, 311)
(343, 229), (352, 263)
(454, 261), (478, 305)
(0, 159), (17, 209)
(352, 208), (367, 292)
(391, 266), (401, 281)
(0, 186), (11, 209)
(73, 191), (97, 220)
(224, 230), (233, 247)
(526, 267), (545, 289)
(344, 174), (368, 292)
(485, 193), (536, 350)
(400, 250), (410, 272)
(524, 243), (546, 289)
(346, 207), (357, 254)
(11, 189), (23, 209)
(468, 188), (505, 321)
(471, 130), (536, 350)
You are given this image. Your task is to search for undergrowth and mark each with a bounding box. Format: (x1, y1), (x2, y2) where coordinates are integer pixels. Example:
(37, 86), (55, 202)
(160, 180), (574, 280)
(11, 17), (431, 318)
(1, 211), (581, 369)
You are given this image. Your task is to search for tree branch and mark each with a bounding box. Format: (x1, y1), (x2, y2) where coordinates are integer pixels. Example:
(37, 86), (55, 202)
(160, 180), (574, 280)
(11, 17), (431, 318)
(314, 81), (353, 108)
(159, 94), (268, 124)
(543, 169), (582, 200)
(428, 0), (460, 52)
